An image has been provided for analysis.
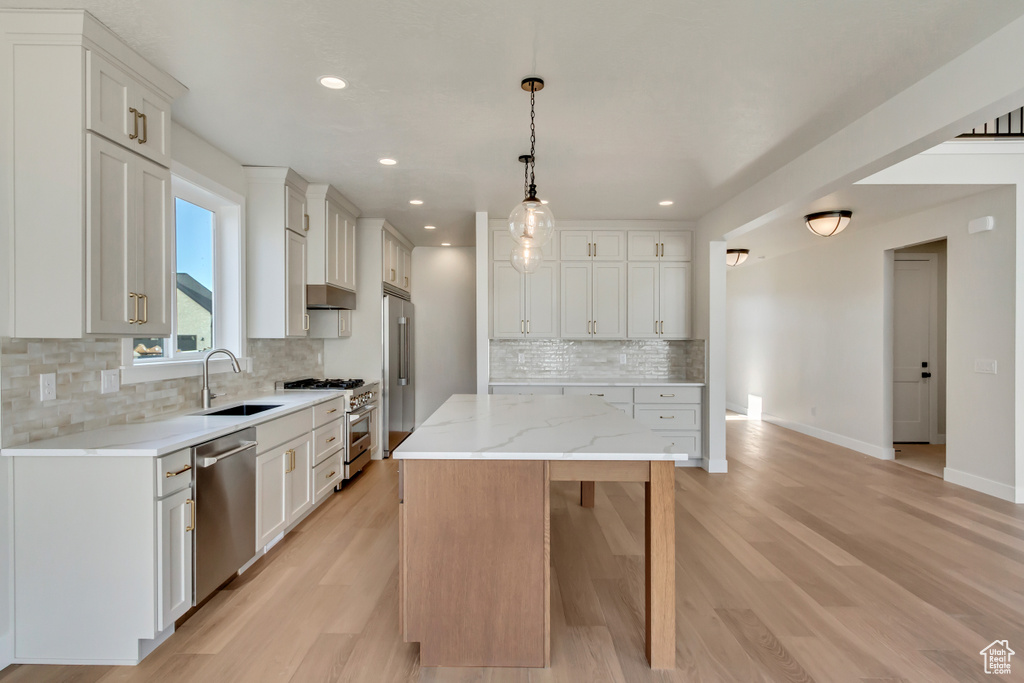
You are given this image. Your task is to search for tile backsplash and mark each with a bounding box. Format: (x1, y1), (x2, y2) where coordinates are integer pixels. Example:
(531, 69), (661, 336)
(0, 337), (323, 447)
(489, 339), (705, 382)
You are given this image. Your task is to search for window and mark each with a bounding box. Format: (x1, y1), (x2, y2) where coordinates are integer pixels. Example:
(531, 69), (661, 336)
(121, 165), (244, 383)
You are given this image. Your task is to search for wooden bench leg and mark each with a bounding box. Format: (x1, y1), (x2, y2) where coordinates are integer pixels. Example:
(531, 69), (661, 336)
(580, 481), (595, 508)
(645, 461), (675, 669)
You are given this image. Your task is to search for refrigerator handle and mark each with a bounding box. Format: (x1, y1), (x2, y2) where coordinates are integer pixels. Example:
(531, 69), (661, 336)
(398, 316), (409, 386)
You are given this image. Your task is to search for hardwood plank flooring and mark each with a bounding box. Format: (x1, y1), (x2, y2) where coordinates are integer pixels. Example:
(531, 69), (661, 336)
(4, 416), (1024, 682)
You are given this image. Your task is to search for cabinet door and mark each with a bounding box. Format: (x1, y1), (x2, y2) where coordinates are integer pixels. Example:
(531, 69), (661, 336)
(257, 449), (288, 549)
(343, 219), (357, 291)
(627, 262), (660, 339)
(560, 230), (592, 261)
(491, 263), (524, 338)
(285, 230), (308, 337)
(659, 262), (691, 338)
(627, 231), (660, 261)
(132, 84), (172, 167)
(660, 231), (692, 262)
(286, 185), (306, 234)
(134, 155), (172, 335)
(383, 232), (397, 284)
(86, 134), (137, 334)
(86, 51), (135, 148)
(592, 262), (627, 339)
(157, 488), (193, 630)
(591, 231), (625, 261)
(325, 200), (344, 287)
(401, 246), (412, 291)
(560, 262), (592, 338)
(286, 434), (314, 524)
(492, 229), (516, 261)
(525, 263), (558, 338)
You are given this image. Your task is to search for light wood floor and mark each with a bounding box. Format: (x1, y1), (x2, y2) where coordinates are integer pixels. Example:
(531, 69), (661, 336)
(4, 418), (1024, 682)
(894, 443), (946, 478)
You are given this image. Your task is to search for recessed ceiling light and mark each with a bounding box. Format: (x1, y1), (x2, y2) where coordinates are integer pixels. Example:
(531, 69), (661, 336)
(378, 158), (397, 166)
(424, 225), (436, 230)
(409, 200), (423, 205)
(659, 200), (674, 206)
(441, 242), (451, 246)
(540, 199), (549, 204)
(319, 76), (347, 89)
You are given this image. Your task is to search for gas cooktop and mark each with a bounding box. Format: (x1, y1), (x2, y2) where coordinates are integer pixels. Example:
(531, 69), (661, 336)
(281, 378), (366, 390)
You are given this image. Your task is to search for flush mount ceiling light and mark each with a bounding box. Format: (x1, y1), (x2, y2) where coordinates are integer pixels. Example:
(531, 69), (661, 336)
(424, 225), (436, 230)
(319, 75), (347, 89)
(726, 249), (750, 267)
(805, 210), (852, 237)
(509, 76), (555, 274)
(378, 158), (397, 166)
(409, 199), (423, 205)
(441, 242), (451, 246)
(659, 200), (674, 206)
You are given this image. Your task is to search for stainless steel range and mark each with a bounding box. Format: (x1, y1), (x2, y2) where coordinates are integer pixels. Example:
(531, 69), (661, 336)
(276, 378), (380, 479)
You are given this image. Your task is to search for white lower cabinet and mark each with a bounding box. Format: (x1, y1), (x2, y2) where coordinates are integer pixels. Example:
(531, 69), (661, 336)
(157, 487), (194, 630)
(256, 432), (312, 549)
(313, 452), (344, 502)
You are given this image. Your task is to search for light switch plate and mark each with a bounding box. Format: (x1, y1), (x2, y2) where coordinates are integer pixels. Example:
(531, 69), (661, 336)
(974, 359), (997, 374)
(39, 373), (56, 401)
(101, 369), (120, 394)
(518, 353), (526, 363)
(619, 354), (628, 365)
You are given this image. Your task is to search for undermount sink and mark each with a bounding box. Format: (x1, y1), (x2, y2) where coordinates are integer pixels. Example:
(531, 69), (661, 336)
(198, 403), (282, 417)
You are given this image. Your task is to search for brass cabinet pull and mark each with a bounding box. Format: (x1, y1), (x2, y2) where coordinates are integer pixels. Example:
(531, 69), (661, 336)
(304, 214), (310, 232)
(128, 292), (139, 324)
(660, 320), (664, 334)
(660, 393), (675, 398)
(128, 107), (139, 140)
(326, 408), (338, 414)
(391, 268), (396, 282)
(327, 471), (336, 478)
(593, 320), (597, 334)
(526, 319), (531, 334)
(185, 499), (195, 532)
(285, 449), (294, 473)
(326, 436), (336, 444)
(405, 276), (409, 288)
(587, 320), (591, 335)
(655, 319), (658, 334)
(587, 242), (591, 257)
(165, 464), (192, 478)
(303, 314), (310, 331)
(141, 294), (148, 324)
(521, 320), (525, 334)
(138, 112), (147, 144)
(593, 393), (605, 397)
(594, 243), (597, 257)
(660, 415), (675, 419)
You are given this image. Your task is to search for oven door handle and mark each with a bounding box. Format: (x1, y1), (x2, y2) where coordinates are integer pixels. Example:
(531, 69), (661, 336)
(349, 405), (376, 420)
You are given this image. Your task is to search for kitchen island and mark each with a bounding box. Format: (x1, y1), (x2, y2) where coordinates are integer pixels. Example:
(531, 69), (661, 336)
(395, 393), (681, 669)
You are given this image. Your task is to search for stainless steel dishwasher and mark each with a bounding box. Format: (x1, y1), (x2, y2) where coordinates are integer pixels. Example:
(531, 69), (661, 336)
(193, 427), (258, 604)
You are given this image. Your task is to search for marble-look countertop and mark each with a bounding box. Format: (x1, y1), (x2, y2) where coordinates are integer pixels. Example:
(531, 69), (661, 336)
(0, 390), (347, 458)
(395, 394), (686, 461)
(488, 378), (704, 387)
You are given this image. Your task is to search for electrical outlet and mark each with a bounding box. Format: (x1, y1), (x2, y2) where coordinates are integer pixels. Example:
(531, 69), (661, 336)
(619, 354), (627, 365)
(101, 369), (120, 394)
(518, 353), (526, 363)
(39, 373), (56, 401)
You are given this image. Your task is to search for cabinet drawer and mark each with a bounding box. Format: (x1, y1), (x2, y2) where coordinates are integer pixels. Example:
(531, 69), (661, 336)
(313, 420), (343, 466)
(313, 452), (343, 502)
(563, 386), (633, 403)
(313, 398), (346, 428)
(490, 385), (563, 395)
(156, 448), (193, 497)
(256, 409), (312, 454)
(633, 386), (702, 404)
(654, 430), (701, 457)
(634, 405), (701, 430)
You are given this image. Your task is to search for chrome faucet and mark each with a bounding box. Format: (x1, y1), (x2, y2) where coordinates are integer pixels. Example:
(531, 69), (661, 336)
(201, 348), (242, 409)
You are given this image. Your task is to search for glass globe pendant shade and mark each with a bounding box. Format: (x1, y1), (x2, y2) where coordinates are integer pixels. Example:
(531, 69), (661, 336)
(508, 198), (555, 247)
(510, 237), (543, 274)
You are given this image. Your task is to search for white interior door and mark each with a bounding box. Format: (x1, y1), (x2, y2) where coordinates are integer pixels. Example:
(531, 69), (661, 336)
(893, 256), (936, 442)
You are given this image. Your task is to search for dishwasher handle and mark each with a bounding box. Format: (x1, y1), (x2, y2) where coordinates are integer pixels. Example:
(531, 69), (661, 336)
(197, 440), (258, 467)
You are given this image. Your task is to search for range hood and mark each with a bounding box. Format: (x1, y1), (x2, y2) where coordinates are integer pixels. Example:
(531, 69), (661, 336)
(306, 284), (356, 310)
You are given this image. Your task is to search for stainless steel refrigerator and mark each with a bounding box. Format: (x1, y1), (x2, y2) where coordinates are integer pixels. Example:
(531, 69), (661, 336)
(383, 294), (415, 456)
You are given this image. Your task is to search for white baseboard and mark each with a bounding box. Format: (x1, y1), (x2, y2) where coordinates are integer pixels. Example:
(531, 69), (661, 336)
(702, 458), (728, 473)
(943, 467), (1020, 503)
(675, 459), (701, 468)
(933, 434), (946, 445)
(725, 401), (747, 415)
(0, 631), (12, 672)
(761, 413), (895, 460)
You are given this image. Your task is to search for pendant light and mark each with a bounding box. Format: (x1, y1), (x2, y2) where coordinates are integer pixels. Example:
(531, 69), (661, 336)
(805, 210), (852, 237)
(726, 249), (749, 267)
(509, 77), (555, 273)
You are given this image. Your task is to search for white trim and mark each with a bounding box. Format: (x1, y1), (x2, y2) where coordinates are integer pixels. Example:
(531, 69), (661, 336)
(892, 252), (941, 445)
(0, 631), (11, 670)
(120, 355), (251, 384)
(675, 459), (700, 468)
(761, 412), (896, 460)
(943, 466), (1020, 503)
(702, 457), (729, 473)
(726, 401), (747, 414)
(934, 433), (946, 445)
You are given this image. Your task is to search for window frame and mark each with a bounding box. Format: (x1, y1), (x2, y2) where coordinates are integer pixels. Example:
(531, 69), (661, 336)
(120, 162), (247, 384)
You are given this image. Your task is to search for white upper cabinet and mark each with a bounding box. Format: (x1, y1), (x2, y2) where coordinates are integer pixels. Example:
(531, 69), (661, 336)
(659, 262), (691, 338)
(1, 12), (186, 338)
(87, 51), (172, 167)
(245, 167), (310, 338)
(490, 262), (558, 338)
(492, 263), (526, 338)
(560, 230), (625, 261)
(560, 262), (592, 338)
(492, 229), (558, 261)
(627, 230), (691, 262)
(627, 262), (660, 339)
(306, 184), (359, 293)
(383, 231), (397, 285)
(591, 263), (627, 338)
(627, 262), (691, 339)
(382, 227), (413, 293)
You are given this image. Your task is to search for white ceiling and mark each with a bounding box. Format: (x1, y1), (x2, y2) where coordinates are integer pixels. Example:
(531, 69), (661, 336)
(5, 1), (1023, 246)
(725, 184), (1000, 262)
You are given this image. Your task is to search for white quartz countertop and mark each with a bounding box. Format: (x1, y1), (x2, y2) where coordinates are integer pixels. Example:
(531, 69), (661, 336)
(488, 378), (704, 387)
(0, 390), (348, 458)
(395, 394), (686, 461)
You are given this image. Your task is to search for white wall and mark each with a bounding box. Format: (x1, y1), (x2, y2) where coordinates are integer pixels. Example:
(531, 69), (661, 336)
(726, 187), (1016, 499)
(413, 247), (476, 426)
